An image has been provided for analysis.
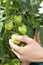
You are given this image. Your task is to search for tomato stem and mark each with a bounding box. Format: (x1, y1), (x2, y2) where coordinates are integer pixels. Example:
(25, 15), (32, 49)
(1, 30), (6, 65)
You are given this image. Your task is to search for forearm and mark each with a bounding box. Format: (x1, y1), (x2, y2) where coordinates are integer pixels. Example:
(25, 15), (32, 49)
(37, 47), (43, 62)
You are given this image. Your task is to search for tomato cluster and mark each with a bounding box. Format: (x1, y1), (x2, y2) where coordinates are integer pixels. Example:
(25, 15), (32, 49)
(5, 15), (27, 45)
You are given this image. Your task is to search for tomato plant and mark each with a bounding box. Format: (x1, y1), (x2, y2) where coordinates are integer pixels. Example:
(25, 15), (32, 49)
(0, 0), (43, 65)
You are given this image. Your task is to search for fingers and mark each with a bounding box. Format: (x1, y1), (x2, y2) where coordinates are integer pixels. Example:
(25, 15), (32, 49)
(11, 49), (21, 59)
(11, 49), (25, 62)
(13, 35), (33, 45)
(9, 39), (24, 54)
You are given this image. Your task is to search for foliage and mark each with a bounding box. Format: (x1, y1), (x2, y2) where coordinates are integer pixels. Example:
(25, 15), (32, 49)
(0, 0), (43, 65)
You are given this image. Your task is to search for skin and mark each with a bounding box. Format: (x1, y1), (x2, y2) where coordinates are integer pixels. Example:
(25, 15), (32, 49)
(21, 29), (41, 65)
(9, 30), (43, 65)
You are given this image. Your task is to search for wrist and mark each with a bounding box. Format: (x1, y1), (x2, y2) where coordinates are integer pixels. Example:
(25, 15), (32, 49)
(21, 62), (30, 65)
(36, 47), (43, 62)
(31, 47), (43, 62)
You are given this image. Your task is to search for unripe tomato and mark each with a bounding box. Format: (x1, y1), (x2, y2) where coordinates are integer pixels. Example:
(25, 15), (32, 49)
(18, 24), (27, 35)
(12, 59), (20, 65)
(20, 43), (25, 47)
(4, 63), (9, 65)
(11, 33), (20, 44)
(14, 15), (22, 24)
(5, 21), (13, 30)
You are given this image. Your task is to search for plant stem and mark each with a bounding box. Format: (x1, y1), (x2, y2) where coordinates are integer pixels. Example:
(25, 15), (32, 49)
(5, 0), (10, 18)
(1, 30), (6, 65)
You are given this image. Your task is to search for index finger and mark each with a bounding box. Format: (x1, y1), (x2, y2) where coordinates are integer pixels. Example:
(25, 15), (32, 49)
(14, 36), (33, 45)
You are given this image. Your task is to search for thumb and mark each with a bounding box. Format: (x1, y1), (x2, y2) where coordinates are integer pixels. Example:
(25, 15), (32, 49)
(34, 29), (40, 44)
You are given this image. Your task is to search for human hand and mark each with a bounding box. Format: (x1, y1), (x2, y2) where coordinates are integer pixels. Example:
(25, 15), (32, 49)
(9, 32), (42, 62)
(21, 29), (41, 65)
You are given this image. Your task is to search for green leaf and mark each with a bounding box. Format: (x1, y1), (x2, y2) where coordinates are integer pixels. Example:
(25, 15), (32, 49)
(27, 26), (34, 38)
(19, 2), (28, 14)
(40, 25), (43, 46)
(0, 47), (2, 60)
(0, 22), (3, 33)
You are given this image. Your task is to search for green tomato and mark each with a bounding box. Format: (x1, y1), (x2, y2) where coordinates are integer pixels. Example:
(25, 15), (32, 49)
(20, 43), (25, 47)
(11, 59), (20, 65)
(4, 63), (9, 65)
(18, 24), (27, 35)
(5, 21), (13, 30)
(11, 33), (20, 44)
(14, 15), (22, 24)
